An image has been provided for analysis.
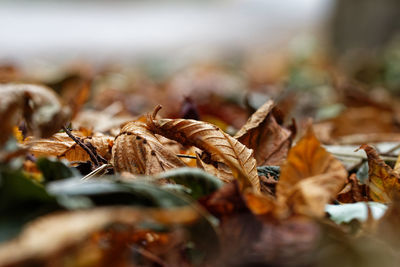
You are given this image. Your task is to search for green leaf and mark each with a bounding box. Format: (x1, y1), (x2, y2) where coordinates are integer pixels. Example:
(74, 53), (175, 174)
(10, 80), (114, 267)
(47, 177), (192, 208)
(160, 183), (193, 195)
(356, 162), (369, 184)
(36, 157), (78, 182)
(157, 168), (223, 200)
(0, 166), (60, 242)
(257, 166), (280, 180)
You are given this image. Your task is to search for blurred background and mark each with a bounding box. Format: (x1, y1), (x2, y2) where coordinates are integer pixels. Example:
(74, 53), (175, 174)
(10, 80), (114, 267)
(1, 0), (400, 126)
(1, 0), (331, 64)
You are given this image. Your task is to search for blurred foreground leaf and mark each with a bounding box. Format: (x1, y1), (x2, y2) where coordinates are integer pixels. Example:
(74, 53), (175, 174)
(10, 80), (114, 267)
(47, 178), (191, 208)
(157, 167), (223, 199)
(0, 166), (59, 242)
(0, 206), (219, 267)
(36, 157), (78, 182)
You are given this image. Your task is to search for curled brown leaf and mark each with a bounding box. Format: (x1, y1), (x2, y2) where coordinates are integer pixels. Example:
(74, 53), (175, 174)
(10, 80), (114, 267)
(337, 173), (367, 203)
(112, 121), (186, 175)
(235, 100), (293, 166)
(147, 106), (260, 192)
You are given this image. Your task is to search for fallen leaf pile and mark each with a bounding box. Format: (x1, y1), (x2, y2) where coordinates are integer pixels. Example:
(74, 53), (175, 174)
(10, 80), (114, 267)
(2, 55), (400, 267)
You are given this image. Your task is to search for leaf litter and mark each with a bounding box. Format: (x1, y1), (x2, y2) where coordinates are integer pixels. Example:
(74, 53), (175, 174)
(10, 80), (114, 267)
(1, 57), (400, 267)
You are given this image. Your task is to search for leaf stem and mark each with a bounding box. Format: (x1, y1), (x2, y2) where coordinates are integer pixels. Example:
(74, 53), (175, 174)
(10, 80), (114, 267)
(176, 154), (197, 159)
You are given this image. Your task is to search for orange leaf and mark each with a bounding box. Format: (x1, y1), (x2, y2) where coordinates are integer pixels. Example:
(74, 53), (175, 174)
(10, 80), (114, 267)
(276, 127), (347, 217)
(25, 132), (113, 163)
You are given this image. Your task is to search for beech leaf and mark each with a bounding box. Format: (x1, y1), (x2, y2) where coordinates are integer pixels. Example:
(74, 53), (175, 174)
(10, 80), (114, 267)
(147, 107), (260, 192)
(25, 132), (114, 163)
(111, 121), (186, 175)
(157, 167), (223, 199)
(235, 100), (293, 166)
(196, 153), (234, 184)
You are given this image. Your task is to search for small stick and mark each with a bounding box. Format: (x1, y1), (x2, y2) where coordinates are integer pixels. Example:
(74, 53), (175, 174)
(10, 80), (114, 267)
(85, 141), (108, 164)
(382, 143), (400, 155)
(131, 246), (168, 267)
(332, 152), (398, 162)
(176, 154), (197, 159)
(82, 163), (110, 180)
(63, 125), (100, 167)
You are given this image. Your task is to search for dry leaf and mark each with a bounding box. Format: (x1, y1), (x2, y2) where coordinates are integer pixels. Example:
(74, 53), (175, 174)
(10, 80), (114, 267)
(0, 83), (70, 146)
(360, 144), (400, 203)
(0, 206), (199, 267)
(112, 121), (186, 175)
(147, 107), (260, 191)
(336, 133), (400, 145)
(57, 74), (91, 119)
(376, 196), (400, 249)
(243, 191), (276, 215)
(202, 182), (318, 266)
(200, 182), (264, 265)
(157, 134), (198, 167)
(196, 153), (233, 183)
(235, 100), (292, 166)
(72, 109), (134, 135)
(394, 152), (400, 173)
(276, 127), (347, 217)
(331, 107), (398, 138)
(337, 173), (368, 203)
(25, 132), (114, 163)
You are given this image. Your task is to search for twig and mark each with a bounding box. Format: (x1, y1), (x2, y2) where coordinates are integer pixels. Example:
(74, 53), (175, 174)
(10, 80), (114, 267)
(63, 125), (100, 167)
(332, 152), (398, 162)
(85, 141), (108, 164)
(131, 246), (168, 267)
(82, 163), (111, 180)
(176, 154), (197, 159)
(382, 143), (400, 155)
